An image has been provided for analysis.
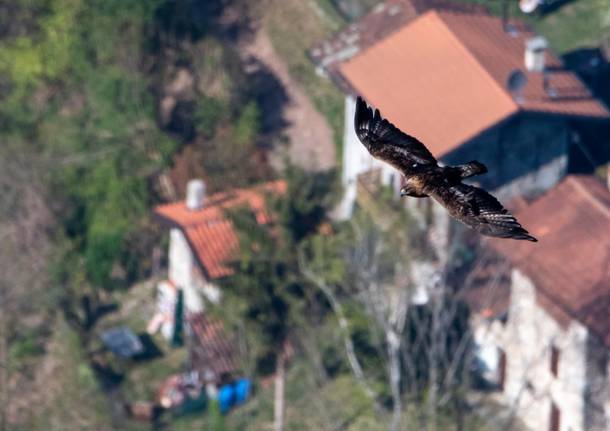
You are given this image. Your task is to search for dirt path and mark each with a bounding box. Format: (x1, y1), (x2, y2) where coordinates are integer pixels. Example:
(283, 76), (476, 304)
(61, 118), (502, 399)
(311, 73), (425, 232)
(239, 28), (336, 171)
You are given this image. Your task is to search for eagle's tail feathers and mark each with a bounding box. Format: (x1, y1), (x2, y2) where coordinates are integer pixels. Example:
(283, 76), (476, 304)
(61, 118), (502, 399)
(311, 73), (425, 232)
(455, 161), (488, 179)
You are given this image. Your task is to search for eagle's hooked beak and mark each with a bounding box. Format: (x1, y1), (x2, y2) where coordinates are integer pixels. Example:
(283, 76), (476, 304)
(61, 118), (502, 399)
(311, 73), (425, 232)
(399, 188), (408, 197)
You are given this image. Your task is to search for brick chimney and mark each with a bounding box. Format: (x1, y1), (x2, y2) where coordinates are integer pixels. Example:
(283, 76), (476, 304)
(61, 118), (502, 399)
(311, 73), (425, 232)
(186, 179), (206, 211)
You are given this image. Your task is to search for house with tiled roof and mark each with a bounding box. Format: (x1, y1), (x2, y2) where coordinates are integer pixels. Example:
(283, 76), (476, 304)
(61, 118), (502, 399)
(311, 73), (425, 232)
(470, 175), (610, 431)
(147, 179), (285, 382)
(152, 178), (285, 312)
(313, 4), (609, 220)
(310, 0), (488, 93)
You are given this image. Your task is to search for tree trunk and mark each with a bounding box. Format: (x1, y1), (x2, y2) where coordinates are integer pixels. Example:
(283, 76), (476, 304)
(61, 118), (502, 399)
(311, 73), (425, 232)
(301, 263), (380, 407)
(0, 309), (7, 431)
(426, 298), (442, 431)
(454, 393), (465, 431)
(387, 330), (403, 431)
(274, 353), (286, 431)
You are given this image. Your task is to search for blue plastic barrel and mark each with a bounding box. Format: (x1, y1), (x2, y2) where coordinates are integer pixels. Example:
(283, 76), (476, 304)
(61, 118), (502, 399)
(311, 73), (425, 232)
(233, 378), (252, 405)
(217, 384), (236, 414)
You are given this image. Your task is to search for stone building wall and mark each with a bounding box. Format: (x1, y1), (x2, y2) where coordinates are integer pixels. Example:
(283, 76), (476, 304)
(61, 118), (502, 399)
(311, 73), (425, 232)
(474, 269), (610, 431)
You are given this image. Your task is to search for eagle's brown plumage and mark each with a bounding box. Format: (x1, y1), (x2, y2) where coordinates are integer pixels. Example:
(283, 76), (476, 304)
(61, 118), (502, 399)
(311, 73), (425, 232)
(354, 96), (537, 242)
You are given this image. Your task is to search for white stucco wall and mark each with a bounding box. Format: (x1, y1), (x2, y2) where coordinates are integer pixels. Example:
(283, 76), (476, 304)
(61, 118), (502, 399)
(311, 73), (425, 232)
(169, 228), (193, 289)
(168, 228), (204, 313)
(336, 95), (401, 220)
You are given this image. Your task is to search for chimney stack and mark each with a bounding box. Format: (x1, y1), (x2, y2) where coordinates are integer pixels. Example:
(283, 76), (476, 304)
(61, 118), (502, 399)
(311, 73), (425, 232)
(186, 179), (206, 211)
(525, 36), (548, 72)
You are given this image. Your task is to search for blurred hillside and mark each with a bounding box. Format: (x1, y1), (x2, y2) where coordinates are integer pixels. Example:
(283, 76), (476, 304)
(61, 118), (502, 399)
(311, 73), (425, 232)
(1, 0), (609, 430)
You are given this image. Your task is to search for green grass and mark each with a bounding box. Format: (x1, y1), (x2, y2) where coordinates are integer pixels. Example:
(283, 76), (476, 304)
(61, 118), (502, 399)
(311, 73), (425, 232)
(94, 280), (189, 402)
(121, 345), (188, 401)
(165, 361), (380, 431)
(21, 318), (115, 431)
(528, 0), (610, 53)
(50, 277), (503, 431)
(454, 0), (610, 54)
(167, 360), (500, 431)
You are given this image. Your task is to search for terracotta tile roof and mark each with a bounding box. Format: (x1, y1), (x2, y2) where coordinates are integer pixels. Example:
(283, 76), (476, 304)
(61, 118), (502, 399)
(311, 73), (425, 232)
(338, 10), (609, 158)
(155, 180), (286, 279)
(491, 175), (610, 346)
(310, 0), (488, 93)
(439, 11), (609, 119)
(186, 312), (237, 381)
(457, 254), (512, 319)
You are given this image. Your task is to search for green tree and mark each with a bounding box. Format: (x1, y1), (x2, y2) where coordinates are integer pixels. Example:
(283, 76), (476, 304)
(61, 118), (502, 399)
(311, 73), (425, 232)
(301, 189), (473, 431)
(221, 166), (337, 431)
(0, 0), (180, 336)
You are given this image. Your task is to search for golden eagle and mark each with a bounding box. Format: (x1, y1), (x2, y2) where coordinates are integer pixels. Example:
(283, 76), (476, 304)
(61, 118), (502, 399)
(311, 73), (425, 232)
(354, 97), (537, 242)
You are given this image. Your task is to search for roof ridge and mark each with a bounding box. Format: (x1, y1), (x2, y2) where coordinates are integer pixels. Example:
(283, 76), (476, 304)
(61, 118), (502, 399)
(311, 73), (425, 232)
(567, 176), (610, 220)
(432, 10), (518, 114)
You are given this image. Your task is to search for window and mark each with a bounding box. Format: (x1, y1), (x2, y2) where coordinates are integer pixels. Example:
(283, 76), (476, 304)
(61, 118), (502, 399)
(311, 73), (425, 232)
(550, 402), (561, 431)
(550, 345), (560, 378)
(498, 349), (507, 391)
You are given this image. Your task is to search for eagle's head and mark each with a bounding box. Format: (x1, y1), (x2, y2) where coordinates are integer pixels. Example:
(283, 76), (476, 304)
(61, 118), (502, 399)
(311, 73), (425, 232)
(399, 175), (426, 198)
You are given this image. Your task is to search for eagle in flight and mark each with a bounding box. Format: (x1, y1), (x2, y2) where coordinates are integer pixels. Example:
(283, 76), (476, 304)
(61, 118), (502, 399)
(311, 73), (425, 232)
(354, 97), (537, 242)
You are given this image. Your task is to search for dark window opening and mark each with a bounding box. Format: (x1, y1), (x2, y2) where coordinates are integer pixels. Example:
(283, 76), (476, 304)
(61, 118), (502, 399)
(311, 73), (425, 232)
(498, 349), (507, 391)
(550, 345), (560, 378)
(550, 401), (560, 431)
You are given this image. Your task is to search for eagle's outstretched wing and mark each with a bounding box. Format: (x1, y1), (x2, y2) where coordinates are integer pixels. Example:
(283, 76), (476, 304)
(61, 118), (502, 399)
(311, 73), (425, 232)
(432, 182), (537, 241)
(354, 96), (437, 175)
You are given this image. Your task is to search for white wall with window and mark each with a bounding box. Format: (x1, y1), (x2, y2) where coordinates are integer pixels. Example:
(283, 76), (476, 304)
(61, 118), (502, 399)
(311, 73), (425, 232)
(336, 95), (401, 220)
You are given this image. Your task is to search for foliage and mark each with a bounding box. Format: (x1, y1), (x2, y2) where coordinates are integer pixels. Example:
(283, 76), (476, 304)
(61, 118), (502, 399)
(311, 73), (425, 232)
(20, 318), (114, 430)
(167, 361), (494, 431)
(220, 166), (339, 374)
(234, 101), (261, 147)
(179, 33), (271, 193)
(0, 0), (79, 95)
(527, 0), (610, 53)
(454, 0), (610, 53)
(0, 0), (179, 295)
(8, 327), (46, 364)
(299, 193), (475, 429)
(193, 95), (228, 138)
(206, 400), (229, 431)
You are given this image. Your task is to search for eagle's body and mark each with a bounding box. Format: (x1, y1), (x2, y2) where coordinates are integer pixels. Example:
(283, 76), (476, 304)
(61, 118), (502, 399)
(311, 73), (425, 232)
(354, 96), (537, 242)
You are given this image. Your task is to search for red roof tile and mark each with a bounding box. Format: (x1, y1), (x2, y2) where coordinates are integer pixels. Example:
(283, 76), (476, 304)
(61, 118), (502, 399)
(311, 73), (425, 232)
(491, 175), (610, 346)
(187, 312), (237, 381)
(310, 0), (488, 93)
(338, 10), (609, 158)
(458, 254), (512, 319)
(438, 11), (609, 119)
(155, 180), (286, 279)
